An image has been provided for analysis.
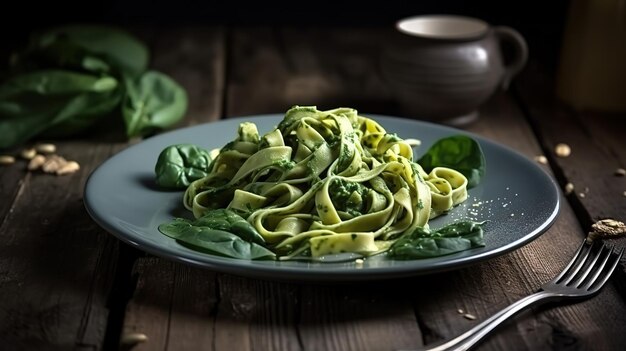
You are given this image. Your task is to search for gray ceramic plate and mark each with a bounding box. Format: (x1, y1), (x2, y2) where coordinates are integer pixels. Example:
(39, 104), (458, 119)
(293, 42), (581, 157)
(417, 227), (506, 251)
(84, 114), (559, 282)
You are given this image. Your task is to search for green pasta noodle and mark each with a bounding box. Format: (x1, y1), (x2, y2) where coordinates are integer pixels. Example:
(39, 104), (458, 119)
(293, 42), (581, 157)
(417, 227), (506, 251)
(178, 106), (469, 259)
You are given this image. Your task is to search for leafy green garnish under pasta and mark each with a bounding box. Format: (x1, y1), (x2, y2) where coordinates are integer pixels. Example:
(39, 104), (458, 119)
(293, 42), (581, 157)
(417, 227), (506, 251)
(388, 220), (485, 259)
(157, 106), (486, 261)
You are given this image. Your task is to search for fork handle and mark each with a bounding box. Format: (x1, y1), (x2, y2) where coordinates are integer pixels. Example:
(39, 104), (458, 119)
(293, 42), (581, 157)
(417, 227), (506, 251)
(424, 291), (558, 351)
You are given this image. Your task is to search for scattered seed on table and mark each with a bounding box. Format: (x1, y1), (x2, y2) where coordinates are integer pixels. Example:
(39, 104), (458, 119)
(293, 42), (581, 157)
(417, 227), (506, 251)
(35, 143), (56, 154)
(534, 155), (547, 164)
(457, 308), (464, 314)
(555, 143), (571, 157)
(463, 313), (477, 320)
(120, 332), (148, 345)
(28, 155), (46, 170)
(42, 155), (67, 173)
(56, 161), (80, 175)
(591, 219), (626, 238)
(20, 148), (36, 160)
(579, 192), (586, 198)
(615, 168), (626, 177)
(0, 155), (15, 165)
(564, 183), (574, 195)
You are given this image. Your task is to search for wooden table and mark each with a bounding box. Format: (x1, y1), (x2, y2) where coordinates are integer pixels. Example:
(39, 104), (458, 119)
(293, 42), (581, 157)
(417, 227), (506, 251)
(1, 26), (625, 351)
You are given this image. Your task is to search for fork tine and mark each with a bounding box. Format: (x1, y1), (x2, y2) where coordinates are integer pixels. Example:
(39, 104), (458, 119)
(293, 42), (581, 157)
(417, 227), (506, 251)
(563, 243), (605, 285)
(575, 243), (612, 288)
(560, 242), (604, 285)
(570, 242), (607, 287)
(553, 240), (587, 283)
(584, 246), (624, 292)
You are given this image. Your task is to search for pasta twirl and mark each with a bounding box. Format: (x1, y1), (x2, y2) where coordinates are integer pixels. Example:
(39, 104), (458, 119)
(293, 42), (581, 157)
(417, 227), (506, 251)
(179, 106), (469, 259)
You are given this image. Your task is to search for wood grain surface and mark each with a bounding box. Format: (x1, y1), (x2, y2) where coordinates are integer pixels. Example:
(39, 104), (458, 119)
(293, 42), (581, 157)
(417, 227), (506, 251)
(515, 62), (626, 233)
(0, 26), (625, 351)
(0, 141), (125, 349)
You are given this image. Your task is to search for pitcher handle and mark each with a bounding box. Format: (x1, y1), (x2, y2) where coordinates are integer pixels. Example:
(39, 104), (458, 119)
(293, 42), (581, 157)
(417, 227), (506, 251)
(494, 26), (528, 90)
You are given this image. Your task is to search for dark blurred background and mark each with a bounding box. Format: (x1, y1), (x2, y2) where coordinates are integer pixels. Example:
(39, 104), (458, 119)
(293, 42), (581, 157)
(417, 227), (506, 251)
(1, 0), (571, 67)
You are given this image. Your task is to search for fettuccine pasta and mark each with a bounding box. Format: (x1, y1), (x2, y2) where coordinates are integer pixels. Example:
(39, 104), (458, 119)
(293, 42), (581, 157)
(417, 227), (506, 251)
(182, 106), (468, 259)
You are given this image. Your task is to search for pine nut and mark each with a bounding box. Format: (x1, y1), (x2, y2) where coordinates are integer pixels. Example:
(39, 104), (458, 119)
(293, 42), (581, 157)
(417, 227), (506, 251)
(20, 148), (37, 160)
(36, 143), (57, 154)
(28, 155), (46, 170)
(534, 155), (547, 164)
(555, 143), (571, 157)
(42, 155), (67, 173)
(120, 332), (148, 345)
(591, 219), (626, 238)
(0, 155), (16, 165)
(56, 161), (80, 175)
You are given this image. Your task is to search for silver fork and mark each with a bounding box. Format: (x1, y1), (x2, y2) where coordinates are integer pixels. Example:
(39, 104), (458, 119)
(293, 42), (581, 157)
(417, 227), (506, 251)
(419, 239), (624, 351)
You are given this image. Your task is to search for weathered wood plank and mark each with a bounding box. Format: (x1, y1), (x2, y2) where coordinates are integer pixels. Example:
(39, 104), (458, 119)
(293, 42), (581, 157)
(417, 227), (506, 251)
(149, 26), (226, 125)
(213, 275), (300, 351)
(514, 62), (626, 233)
(119, 26), (227, 350)
(298, 283), (422, 351)
(411, 208), (626, 351)
(0, 157), (28, 222)
(121, 258), (217, 351)
(0, 141), (125, 350)
(579, 112), (626, 166)
(226, 27), (395, 118)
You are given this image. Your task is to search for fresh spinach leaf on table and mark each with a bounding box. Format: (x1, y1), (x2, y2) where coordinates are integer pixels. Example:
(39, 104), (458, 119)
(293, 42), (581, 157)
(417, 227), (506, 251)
(122, 71), (188, 138)
(0, 25), (187, 149)
(0, 70), (121, 147)
(388, 221), (485, 259)
(24, 25), (149, 77)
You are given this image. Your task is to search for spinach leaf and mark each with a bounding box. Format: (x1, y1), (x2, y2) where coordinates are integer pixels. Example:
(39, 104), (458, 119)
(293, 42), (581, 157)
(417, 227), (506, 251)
(155, 144), (213, 188)
(82, 56), (111, 74)
(31, 25), (149, 77)
(0, 89), (122, 147)
(192, 209), (266, 245)
(0, 70), (117, 99)
(159, 210), (274, 260)
(388, 221), (485, 259)
(43, 88), (123, 137)
(0, 109), (56, 149)
(0, 70), (120, 148)
(122, 71), (188, 137)
(11, 37), (106, 76)
(0, 25), (188, 149)
(418, 135), (486, 188)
